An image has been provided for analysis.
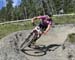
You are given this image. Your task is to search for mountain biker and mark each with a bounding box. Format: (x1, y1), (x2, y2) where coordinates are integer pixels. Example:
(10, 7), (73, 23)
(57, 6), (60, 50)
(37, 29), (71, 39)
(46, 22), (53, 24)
(29, 14), (53, 48)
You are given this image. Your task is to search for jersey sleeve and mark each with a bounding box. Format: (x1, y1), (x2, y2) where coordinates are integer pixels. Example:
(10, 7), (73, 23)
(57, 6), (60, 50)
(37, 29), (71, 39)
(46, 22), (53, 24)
(48, 19), (52, 25)
(37, 16), (47, 19)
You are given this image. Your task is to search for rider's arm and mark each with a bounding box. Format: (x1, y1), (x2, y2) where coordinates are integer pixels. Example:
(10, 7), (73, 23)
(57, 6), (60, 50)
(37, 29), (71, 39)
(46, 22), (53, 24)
(31, 17), (37, 23)
(43, 24), (51, 35)
(43, 19), (52, 35)
(31, 16), (47, 23)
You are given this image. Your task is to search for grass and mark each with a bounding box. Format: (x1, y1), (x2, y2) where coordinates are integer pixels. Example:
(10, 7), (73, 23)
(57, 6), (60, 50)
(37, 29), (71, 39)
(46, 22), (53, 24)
(0, 21), (34, 39)
(68, 33), (75, 44)
(0, 15), (75, 39)
(53, 15), (75, 24)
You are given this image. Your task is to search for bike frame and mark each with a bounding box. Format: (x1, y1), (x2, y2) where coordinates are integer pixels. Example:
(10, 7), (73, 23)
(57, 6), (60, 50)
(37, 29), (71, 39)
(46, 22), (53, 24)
(20, 26), (42, 49)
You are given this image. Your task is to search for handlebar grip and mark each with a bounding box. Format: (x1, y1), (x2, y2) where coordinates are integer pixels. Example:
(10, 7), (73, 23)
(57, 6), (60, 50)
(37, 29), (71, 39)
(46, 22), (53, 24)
(32, 23), (36, 26)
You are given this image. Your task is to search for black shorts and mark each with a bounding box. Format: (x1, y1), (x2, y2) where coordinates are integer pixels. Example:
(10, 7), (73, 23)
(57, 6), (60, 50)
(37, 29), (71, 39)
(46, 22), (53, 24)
(38, 23), (47, 32)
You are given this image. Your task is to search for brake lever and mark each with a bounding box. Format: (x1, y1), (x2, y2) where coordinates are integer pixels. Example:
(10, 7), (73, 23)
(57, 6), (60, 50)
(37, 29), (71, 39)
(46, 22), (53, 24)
(32, 23), (36, 26)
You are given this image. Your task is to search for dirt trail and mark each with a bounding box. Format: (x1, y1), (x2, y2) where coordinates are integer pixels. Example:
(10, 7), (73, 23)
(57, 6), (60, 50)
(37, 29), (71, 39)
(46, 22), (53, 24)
(0, 24), (75, 60)
(37, 24), (75, 45)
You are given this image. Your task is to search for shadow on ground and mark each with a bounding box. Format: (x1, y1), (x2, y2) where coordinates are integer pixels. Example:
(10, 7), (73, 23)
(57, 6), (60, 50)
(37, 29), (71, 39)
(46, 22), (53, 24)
(21, 44), (61, 56)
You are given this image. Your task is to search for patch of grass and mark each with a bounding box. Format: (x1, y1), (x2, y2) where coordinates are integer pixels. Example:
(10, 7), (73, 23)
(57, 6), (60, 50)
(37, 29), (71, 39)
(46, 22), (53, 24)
(53, 15), (75, 24)
(68, 33), (75, 43)
(0, 20), (40, 39)
(0, 21), (35, 39)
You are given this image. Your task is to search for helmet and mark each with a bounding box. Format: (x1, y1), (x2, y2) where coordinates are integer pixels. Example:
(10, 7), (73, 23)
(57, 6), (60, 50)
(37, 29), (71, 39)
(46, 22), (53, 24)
(45, 12), (52, 17)
(47, 13), (52, 17)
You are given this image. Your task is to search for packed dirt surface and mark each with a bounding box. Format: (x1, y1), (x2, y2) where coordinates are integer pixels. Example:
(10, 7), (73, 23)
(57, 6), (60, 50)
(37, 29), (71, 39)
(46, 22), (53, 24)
(0, 24), (75, 60)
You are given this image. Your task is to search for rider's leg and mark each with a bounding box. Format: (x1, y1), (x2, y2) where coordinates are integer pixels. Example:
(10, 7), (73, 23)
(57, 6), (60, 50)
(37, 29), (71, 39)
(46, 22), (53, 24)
(28, 23), (47, 48)
(28, 34), (41, 48)
(31, 34), (41, 45)
(29, 24), (46, 46)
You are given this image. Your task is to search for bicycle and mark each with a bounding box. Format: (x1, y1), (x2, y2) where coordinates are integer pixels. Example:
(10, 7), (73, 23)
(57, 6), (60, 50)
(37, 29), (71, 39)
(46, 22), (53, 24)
(20, 26), (42, 49)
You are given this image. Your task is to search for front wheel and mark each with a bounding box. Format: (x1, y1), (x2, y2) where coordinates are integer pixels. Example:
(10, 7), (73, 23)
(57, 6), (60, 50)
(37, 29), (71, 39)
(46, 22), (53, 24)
(20, 32), (36, 49)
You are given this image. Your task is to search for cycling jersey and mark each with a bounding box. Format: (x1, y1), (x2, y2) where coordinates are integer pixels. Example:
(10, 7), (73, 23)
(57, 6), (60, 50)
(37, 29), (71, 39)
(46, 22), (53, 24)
(37, 15), (52, 26)
(37, 15), (52, 31)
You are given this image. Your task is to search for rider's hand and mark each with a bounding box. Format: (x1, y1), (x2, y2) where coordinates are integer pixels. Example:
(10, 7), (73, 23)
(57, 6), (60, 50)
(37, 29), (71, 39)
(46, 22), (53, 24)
(43, 31), (47, 35)
(32, 22), (36, 26)
(38, 31), (43, 35)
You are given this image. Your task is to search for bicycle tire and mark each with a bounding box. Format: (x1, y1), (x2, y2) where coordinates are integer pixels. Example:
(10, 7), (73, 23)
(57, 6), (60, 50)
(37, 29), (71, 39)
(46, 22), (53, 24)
(20, 32), (36, 49)
(21, 48), (46, 56)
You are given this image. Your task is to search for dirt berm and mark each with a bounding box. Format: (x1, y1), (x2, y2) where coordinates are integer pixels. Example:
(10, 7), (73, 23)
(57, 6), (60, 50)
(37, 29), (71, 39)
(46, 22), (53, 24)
(0, 24), (75, 60)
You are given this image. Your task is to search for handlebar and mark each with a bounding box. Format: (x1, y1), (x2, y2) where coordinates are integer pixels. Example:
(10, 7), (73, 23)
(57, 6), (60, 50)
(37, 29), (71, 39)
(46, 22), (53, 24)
(32, 22), (36, 26)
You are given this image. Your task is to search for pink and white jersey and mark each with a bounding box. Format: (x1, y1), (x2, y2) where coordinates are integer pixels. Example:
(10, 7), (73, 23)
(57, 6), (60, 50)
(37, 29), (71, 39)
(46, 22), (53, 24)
(37, 15), (52, 26)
